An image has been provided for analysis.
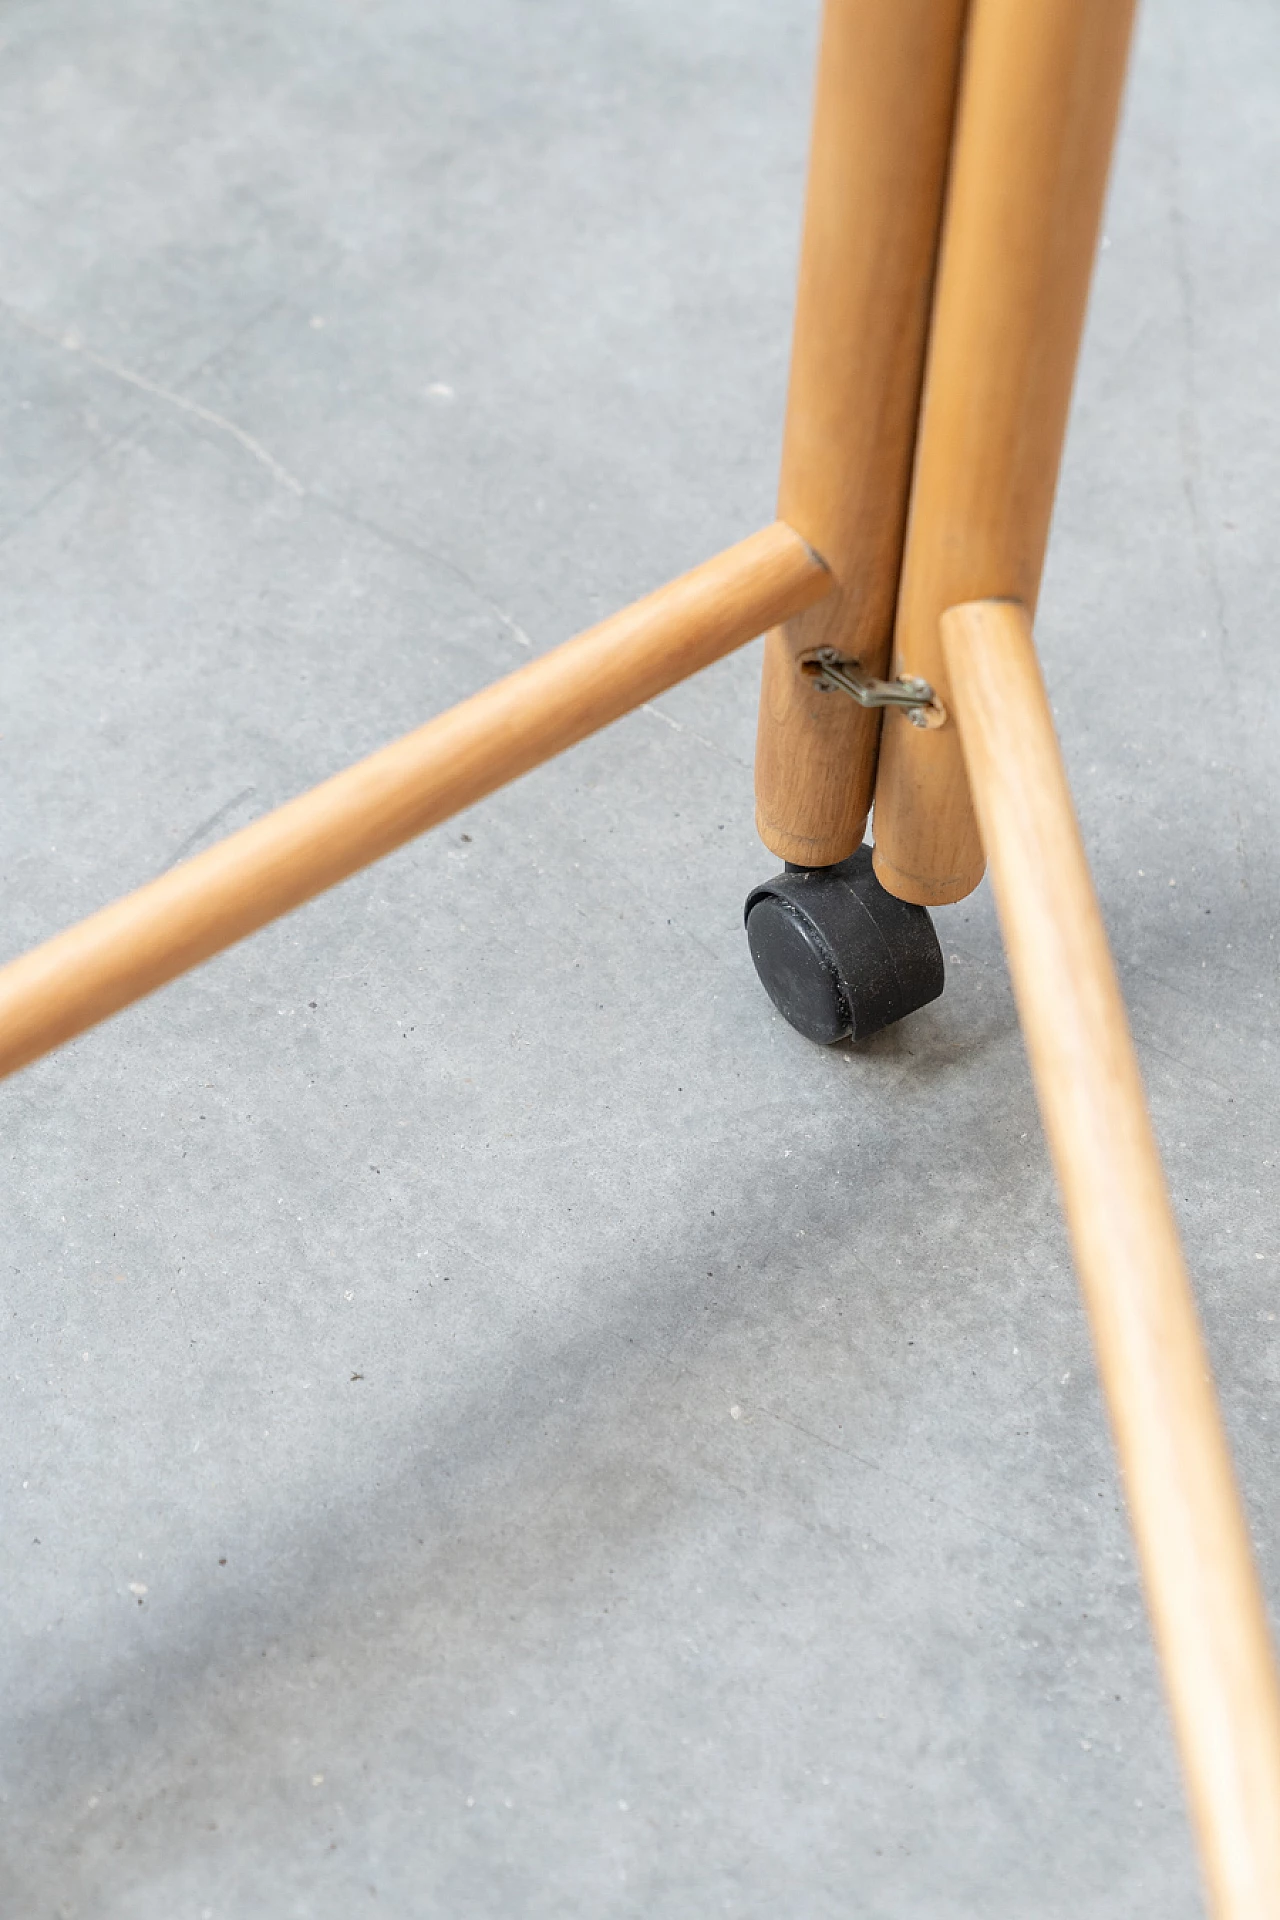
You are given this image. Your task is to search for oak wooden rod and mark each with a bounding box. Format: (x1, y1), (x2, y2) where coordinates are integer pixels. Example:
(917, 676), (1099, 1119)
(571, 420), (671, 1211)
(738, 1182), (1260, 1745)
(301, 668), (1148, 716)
(871, 0), (1137, 907)
(753, 0), (969, 868)
(0, 523), (830, 1081)
(942, 597), (1280, 1920)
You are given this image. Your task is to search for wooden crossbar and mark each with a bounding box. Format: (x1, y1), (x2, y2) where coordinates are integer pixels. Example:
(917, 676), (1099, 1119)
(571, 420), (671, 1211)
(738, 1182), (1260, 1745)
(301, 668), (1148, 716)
(0, 522), (829, 1080)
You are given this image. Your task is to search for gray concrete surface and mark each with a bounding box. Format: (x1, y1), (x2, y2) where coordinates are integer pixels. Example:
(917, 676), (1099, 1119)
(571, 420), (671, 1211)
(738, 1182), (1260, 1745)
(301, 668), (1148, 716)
(1, 1), (1278, 1914)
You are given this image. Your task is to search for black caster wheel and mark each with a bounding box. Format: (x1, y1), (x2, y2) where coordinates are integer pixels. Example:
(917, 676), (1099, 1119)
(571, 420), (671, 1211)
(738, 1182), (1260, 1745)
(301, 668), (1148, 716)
(744, 843), (944, 1045)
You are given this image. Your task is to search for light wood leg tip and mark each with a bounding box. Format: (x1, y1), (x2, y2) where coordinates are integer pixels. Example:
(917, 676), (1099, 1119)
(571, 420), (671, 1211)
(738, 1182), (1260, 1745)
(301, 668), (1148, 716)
(870, 844), (984, 907)
(754, 809), (868, 871)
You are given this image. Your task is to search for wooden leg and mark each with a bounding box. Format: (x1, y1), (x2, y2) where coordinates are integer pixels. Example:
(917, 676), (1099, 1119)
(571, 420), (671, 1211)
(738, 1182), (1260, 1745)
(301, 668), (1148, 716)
(0, 524), (829, 1080)
(944, 597), (1280, 1920)
(754, 0), (968, 868)
(871, 0), (1137, 907)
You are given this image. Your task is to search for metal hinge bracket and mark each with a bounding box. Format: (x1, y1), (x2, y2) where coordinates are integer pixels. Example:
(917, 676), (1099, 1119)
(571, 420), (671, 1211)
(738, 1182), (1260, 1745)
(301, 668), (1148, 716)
(801, 648), (947, 729)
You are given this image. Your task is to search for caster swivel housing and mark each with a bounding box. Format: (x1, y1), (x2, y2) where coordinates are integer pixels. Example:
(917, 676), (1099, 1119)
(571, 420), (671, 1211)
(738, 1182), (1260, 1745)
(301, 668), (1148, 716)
(744, 844), (944, 1045)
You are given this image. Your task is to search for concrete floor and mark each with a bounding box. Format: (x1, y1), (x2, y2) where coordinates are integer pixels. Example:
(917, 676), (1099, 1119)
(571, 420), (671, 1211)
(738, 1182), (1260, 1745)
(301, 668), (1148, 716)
(2, 1), (1278, 1914)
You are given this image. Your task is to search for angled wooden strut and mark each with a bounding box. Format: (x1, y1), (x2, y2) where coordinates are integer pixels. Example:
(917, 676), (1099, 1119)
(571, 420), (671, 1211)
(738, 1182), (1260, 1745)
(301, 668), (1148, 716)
(944, 599), (1280, 1920)
(0, 525), (829, 1079)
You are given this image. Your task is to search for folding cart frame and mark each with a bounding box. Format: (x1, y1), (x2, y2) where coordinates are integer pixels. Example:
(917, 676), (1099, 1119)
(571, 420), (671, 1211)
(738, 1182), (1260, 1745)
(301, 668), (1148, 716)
(3, 2), (1277, 1911)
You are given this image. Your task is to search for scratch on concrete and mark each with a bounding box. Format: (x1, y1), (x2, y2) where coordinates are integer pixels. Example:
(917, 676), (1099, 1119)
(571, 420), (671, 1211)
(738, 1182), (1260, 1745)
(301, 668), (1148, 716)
(641, 701), (750, 771)
(762, 1401), (1043, 1557)
(486, 600), (533, 650)
(313, 494), (535, 651)
(160, 787), (258, 874)
(3, 304), (306, 495)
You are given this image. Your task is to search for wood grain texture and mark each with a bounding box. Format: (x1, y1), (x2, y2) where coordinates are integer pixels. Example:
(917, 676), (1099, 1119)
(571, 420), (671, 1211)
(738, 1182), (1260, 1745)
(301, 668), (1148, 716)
(754, 0), (968, 868)
(872, 0), (1137, 906)
(943, 597), (1280, 1920)
(0, 523), (830, 1080)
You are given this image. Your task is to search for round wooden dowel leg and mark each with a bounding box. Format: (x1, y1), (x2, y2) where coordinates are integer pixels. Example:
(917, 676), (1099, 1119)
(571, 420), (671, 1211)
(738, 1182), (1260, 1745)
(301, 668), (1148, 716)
(754, 0), (969, 868)
(944, 596), (1280, 1920)
(871, 0), (1137, 907)
(0, 524), (830, 1081)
